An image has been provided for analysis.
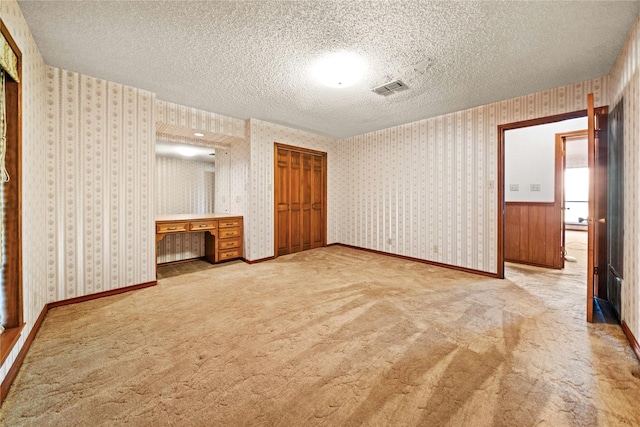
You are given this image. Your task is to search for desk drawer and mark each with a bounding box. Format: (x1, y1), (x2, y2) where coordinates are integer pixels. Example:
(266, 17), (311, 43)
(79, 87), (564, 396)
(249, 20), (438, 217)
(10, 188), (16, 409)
(219, 219), (242, 228)
(190, 221), (217, 231)
(219, 248), (241, 260)
(219, 228), (241, 238)
(219, 237), (241, 250)
(156, 222), (189, 233)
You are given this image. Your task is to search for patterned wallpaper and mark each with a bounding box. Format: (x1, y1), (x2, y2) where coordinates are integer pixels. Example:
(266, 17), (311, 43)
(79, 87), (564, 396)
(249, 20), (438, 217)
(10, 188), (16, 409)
(337, 77), (608, 274)
(156, 155), (215, 263)
(0, 0), (48, 385)
(213, 125), (250, 254)
(46, 66), (157, 301)
(244, 119), (337, 261)
(609, 15), (640, 343)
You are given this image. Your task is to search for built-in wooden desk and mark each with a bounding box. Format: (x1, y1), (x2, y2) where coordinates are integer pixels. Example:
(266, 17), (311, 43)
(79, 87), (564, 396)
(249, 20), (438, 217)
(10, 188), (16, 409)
(156, 214), (243, 264)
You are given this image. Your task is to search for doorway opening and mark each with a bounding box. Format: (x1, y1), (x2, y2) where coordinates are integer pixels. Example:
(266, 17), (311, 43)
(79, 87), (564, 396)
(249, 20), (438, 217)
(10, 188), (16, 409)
(498, 99), (611, 323)
(502, 116), (587, 270)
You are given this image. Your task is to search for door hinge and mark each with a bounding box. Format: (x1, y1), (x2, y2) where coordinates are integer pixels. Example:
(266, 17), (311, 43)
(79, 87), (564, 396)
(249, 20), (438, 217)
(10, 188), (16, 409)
(594, 266), (600, 275)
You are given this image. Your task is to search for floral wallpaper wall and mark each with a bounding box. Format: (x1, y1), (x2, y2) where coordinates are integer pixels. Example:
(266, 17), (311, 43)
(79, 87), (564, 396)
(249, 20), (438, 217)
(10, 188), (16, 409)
(213, 125), (250, 253)
(0, 0), (48, 385)
(609, 15), (640, 344)
(46, 66), (157, 301)
(337, 77), (608, 275)
(156, 155), (215, 263)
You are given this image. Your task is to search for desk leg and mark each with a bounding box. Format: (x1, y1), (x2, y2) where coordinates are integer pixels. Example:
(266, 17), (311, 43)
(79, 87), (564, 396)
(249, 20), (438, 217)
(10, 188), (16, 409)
(155, 234), (166, 277)
(205, 231), (218, 264)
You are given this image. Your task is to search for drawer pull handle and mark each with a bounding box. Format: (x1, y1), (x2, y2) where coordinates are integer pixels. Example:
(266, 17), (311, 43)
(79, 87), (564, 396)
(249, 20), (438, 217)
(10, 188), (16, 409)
(199, 224), (208, 228)
(224, 222), (235, 226)
(167, 227), (177, 230)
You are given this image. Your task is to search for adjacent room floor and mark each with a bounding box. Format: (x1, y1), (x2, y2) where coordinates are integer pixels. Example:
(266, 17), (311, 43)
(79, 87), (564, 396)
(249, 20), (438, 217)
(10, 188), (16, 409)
(1, 239), (639, 426)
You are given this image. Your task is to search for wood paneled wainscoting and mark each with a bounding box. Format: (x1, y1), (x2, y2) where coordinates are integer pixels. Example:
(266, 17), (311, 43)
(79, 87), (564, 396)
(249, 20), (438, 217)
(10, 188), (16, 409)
(505, 202), (563, 269)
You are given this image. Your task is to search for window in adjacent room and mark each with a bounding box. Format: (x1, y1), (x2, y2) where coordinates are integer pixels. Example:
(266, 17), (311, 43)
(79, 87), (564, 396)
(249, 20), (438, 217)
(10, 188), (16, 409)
(564, 167), (589, 225)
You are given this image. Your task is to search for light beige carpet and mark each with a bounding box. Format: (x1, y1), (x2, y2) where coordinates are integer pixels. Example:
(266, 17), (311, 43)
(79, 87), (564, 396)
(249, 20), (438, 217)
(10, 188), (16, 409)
(1, 244), (639, 426)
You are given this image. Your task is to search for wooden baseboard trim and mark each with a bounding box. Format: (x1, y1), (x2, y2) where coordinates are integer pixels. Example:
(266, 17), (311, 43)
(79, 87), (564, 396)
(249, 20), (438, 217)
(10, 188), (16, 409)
(48, 281), (157, 310)
(331, 243), (498, 278)
(242, 256), (276, 264)
(621, 320), (640, 362)
(1, 305), (47, 405)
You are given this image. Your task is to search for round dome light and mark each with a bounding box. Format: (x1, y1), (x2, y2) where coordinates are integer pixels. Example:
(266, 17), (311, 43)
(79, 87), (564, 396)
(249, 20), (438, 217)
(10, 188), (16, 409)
(312, 52), (367, 88)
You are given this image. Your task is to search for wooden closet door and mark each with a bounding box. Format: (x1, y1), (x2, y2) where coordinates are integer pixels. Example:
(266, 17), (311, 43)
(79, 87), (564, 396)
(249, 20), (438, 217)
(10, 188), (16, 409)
(310, 155), (324, 249)
(275, 148), (290, 256)
(301, 154), (313, 251)
(289, 151), (303, 253)
(274, 144), (326, 257)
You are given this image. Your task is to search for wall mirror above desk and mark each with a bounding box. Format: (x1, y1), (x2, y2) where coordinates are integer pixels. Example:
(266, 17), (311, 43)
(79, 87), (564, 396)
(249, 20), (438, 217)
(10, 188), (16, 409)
(156, 140), (216, 217)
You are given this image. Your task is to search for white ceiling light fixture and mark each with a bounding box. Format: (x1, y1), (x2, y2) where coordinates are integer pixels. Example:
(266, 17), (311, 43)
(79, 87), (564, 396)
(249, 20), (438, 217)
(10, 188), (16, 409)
(193, 132), (205, 137)
(312, 51), (367, 88)
(176, 146), (200, 157)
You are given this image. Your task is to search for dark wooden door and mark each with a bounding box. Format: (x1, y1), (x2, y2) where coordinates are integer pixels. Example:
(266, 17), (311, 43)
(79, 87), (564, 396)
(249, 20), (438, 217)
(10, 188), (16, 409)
(274, 144), (327, 256)
(606, 99), (623, 319)
(559, 134), (566, 270)
(594, 106), (609, 301)
(587, 94), (596, 323)
(586, 94), (609, 322)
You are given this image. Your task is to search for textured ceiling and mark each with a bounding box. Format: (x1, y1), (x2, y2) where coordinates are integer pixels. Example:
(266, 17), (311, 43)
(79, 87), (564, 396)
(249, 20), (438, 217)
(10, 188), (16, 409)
(18, 0), (640, 139)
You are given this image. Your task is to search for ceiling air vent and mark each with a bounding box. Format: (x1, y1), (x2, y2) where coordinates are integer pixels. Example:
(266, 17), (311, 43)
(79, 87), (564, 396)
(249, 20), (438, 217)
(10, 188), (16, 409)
(372, 79), (407, 95)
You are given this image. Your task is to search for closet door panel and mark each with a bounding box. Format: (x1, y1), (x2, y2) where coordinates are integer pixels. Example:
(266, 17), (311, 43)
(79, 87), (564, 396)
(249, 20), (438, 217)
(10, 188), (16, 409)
(289, 151), (302, 253)
(275, 149), (290, 256)
(311, 155), (324, 248)
(301, 154), (312, 250)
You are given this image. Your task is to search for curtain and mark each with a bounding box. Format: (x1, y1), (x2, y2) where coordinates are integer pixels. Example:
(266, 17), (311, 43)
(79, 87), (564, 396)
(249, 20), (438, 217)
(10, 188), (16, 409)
(0, 69), (8, 182)
(0, 70), (4, 332)
(0, 32), (19, 83)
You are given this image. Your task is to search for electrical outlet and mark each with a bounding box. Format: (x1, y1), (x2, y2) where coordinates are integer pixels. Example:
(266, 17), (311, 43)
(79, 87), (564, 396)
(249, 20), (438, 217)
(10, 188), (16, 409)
(509, 184), (519, 191)
(488, 180), (495, 189)
(433, 245), (439, 253)
(530, 184), (541, 191)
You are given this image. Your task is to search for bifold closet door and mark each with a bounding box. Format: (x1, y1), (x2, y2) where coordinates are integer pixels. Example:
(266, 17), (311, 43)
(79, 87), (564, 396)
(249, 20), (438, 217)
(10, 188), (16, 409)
(310, 154), (324, 249)
(275, 145), (326, 257)
(275, 148), (290, 256)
